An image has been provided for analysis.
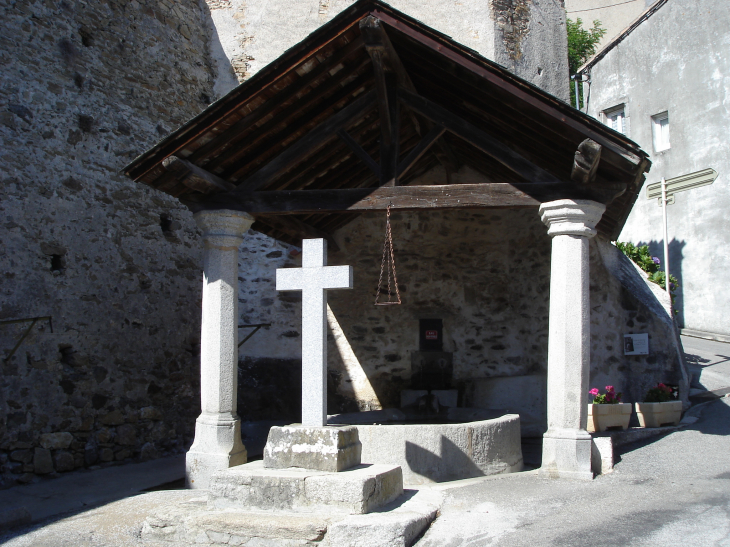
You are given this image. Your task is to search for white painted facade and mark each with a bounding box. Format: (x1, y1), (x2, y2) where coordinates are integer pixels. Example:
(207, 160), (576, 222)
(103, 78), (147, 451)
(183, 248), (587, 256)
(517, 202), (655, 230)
(582, 0), (730, 337)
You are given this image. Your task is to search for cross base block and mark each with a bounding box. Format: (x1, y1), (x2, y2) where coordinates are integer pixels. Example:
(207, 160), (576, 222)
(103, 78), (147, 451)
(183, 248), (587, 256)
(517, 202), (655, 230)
(264, 425), (362, 472)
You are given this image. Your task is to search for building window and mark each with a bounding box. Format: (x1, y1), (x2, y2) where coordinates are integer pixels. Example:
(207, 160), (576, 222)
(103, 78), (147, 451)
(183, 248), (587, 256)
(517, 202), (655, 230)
(604, 105), (626, 135)
(652, 112), (670, 152)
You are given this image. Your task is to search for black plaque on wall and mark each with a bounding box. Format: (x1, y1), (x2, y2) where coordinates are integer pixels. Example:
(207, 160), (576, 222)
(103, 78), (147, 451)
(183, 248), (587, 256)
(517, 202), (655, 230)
(419, 318), (443, 352)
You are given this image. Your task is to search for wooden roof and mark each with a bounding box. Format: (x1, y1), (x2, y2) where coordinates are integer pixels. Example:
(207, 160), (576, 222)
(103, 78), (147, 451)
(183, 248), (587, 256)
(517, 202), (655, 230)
(124, 0), (650, 247)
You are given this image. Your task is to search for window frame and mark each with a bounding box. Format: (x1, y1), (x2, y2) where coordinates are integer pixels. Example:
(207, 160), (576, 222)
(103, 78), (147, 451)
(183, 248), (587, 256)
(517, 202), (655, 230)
(602, 103), (629, 136)
(652, 111), (670, 152)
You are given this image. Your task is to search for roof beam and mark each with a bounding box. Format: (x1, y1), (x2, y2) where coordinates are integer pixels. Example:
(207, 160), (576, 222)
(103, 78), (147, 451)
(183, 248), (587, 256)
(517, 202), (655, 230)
(399, 88), (561, 183)
(360, 15), (460, 177)
(572, 138), (627, 204)
(397, 124), (445, 179)
(372, 8), (642, 167)
(379, 74), (400, 186)
(336, 128), (380, 177)
(571, 139), (602, 185)
(199, 182), (584, 215)
(231, 90), (376, 194)
(162, 156), (236, 193)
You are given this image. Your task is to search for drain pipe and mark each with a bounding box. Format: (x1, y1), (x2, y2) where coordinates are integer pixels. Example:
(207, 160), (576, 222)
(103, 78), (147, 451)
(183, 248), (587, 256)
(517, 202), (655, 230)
(661, 177), (672, 311)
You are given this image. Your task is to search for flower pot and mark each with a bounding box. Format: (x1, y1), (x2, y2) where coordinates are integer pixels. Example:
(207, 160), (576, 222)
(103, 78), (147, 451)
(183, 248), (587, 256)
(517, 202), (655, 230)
(587, 403), (632, 433)
(635, 401), (682, 428)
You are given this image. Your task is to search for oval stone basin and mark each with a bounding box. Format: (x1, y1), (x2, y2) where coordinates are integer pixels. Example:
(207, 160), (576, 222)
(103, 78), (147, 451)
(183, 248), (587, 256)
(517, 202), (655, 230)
(328, 408), (523, 485)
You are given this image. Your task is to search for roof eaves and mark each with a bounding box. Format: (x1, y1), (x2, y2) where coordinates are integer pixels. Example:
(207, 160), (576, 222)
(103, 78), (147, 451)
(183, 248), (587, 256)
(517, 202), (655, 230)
(577, 0), (668, 75)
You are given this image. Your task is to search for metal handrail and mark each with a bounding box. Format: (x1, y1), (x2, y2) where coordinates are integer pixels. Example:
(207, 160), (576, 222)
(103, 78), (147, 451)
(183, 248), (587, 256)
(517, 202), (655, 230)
(238, 323), (271, 348)
(1, 316), (53, 363)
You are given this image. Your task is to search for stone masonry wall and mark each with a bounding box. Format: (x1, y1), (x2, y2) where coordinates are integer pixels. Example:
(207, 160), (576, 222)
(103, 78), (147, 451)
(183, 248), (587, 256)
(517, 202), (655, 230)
(0, 0), (218, 487)
(205, 0), (569, 101)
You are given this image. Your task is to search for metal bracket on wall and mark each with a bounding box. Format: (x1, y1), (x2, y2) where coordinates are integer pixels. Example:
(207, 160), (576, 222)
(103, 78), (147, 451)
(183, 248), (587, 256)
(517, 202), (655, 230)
(1, 316), (53, 363)
(238, 323), (271, 348)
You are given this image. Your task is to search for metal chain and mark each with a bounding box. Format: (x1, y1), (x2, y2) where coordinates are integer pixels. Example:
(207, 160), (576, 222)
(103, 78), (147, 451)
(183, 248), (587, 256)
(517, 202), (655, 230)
(375, 204), (401, 305)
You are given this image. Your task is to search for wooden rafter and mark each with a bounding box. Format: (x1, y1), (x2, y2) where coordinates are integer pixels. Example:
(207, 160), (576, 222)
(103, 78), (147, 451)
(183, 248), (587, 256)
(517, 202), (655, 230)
(162, 156), (235, 193)
(360, 15), (460, 176)
(399, 89), (561, 183)
(371, 8), (643, 167)
(231, 90), (376, 194)
(397, 124), (445, 179)
(218, 66), (373, 178)
(336, 128), (380, 177)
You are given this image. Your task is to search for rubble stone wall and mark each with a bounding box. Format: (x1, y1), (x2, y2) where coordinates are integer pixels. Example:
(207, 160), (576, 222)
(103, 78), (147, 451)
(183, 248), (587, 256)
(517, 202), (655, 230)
(239, 201), (686, 420)
(0, 0), (219, 487)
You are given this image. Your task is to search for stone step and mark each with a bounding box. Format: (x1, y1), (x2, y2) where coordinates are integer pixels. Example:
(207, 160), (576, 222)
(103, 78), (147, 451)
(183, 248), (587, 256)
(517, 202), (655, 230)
(141, 488), (442, 547)
(208, 460), (403, 515)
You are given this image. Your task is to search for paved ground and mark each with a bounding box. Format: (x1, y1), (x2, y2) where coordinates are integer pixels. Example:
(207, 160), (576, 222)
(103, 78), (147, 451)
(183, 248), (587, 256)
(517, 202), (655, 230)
(1, 335), (728, 546)
(682, 334), (730, 394)
(417, 397), (730, 546)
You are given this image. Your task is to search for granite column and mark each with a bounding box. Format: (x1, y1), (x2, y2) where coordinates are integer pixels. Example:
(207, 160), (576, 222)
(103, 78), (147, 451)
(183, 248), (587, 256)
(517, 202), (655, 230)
(538, 199), (605, 480)
(186, 209), (254, 489)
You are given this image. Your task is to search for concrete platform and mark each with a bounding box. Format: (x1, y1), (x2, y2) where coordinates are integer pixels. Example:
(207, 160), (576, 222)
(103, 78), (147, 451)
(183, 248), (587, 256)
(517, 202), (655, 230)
(208, 460), (403, 514)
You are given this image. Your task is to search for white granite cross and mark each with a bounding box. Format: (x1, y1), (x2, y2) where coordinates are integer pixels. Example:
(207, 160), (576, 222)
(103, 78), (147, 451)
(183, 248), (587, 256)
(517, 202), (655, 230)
(276, 239), (353, 426)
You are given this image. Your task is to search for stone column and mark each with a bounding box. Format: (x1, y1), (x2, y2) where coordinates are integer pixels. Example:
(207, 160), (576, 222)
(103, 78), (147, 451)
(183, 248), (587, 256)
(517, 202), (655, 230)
(186, 209), (254, 489)
(538, 199), (605, 480)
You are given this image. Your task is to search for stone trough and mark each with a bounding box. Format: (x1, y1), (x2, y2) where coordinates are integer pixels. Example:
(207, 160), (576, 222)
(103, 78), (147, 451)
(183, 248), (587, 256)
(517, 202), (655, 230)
(328, 408), (523, 484)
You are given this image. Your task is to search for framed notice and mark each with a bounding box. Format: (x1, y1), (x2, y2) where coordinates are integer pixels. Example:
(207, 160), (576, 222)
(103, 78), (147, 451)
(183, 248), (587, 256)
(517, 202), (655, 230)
(624, 333), (649, 355)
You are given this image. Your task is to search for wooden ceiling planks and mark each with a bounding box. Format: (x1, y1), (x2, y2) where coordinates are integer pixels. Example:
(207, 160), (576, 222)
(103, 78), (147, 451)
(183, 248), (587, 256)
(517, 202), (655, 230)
(125, 0), (651, 245)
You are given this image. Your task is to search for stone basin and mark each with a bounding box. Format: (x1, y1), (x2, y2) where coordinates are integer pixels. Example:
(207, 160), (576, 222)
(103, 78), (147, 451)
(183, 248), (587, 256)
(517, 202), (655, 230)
(328, 408), (523, 485)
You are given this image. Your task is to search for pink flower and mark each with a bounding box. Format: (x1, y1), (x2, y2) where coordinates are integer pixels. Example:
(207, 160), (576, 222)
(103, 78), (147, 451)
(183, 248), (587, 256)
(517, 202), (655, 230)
(605, 385), (615, 393)
(589, 388), (599, 396)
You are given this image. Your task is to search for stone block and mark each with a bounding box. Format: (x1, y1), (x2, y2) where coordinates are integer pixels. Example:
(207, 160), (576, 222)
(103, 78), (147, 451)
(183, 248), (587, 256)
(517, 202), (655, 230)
(39, 432), (73, 450)
(116, 424), (136, 445)
(9, 449), (32, 464)
(33, 448), (53, 474)
(139, 442), (157, 461)
(53, 450), (75, 472)
(143, 495), (330, 545)
(208, 460), (403, 515)
(100, 410), (125, 425)
(99, 448), (114, 462)
(326, 509), (435, 547)
(591, 436), (614, 475)
(140, 406), (162, 420)
(263, 425), (361, 472)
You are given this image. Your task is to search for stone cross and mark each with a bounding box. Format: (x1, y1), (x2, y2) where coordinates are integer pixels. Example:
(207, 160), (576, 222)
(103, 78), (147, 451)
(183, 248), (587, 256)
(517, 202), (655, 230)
(276, 239), (353, 426)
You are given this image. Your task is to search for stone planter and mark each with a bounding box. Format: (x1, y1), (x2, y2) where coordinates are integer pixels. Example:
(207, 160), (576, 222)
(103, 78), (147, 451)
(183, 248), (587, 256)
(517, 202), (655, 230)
(587, 403), (632, 433)
(635, 401), (682, 428)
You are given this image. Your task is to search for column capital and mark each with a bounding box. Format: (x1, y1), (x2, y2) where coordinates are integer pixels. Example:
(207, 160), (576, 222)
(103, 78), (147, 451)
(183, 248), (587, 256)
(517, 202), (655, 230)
(539, 199), (606, 238)
(194, 209), (255, 238)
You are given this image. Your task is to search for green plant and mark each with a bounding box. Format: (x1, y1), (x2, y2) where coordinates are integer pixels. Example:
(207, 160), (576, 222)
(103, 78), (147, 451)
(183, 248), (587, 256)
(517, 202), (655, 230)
(567, 18), (606, 109)
(616, 242), (679, 307)
(644, 383), (674, 403)
(589, 385), (622, 404)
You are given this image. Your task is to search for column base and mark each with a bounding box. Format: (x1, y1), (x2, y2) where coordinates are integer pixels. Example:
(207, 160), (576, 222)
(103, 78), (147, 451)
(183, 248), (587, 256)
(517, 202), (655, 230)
(538, 428), (593, 481)
(186, 412), (247, 489)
